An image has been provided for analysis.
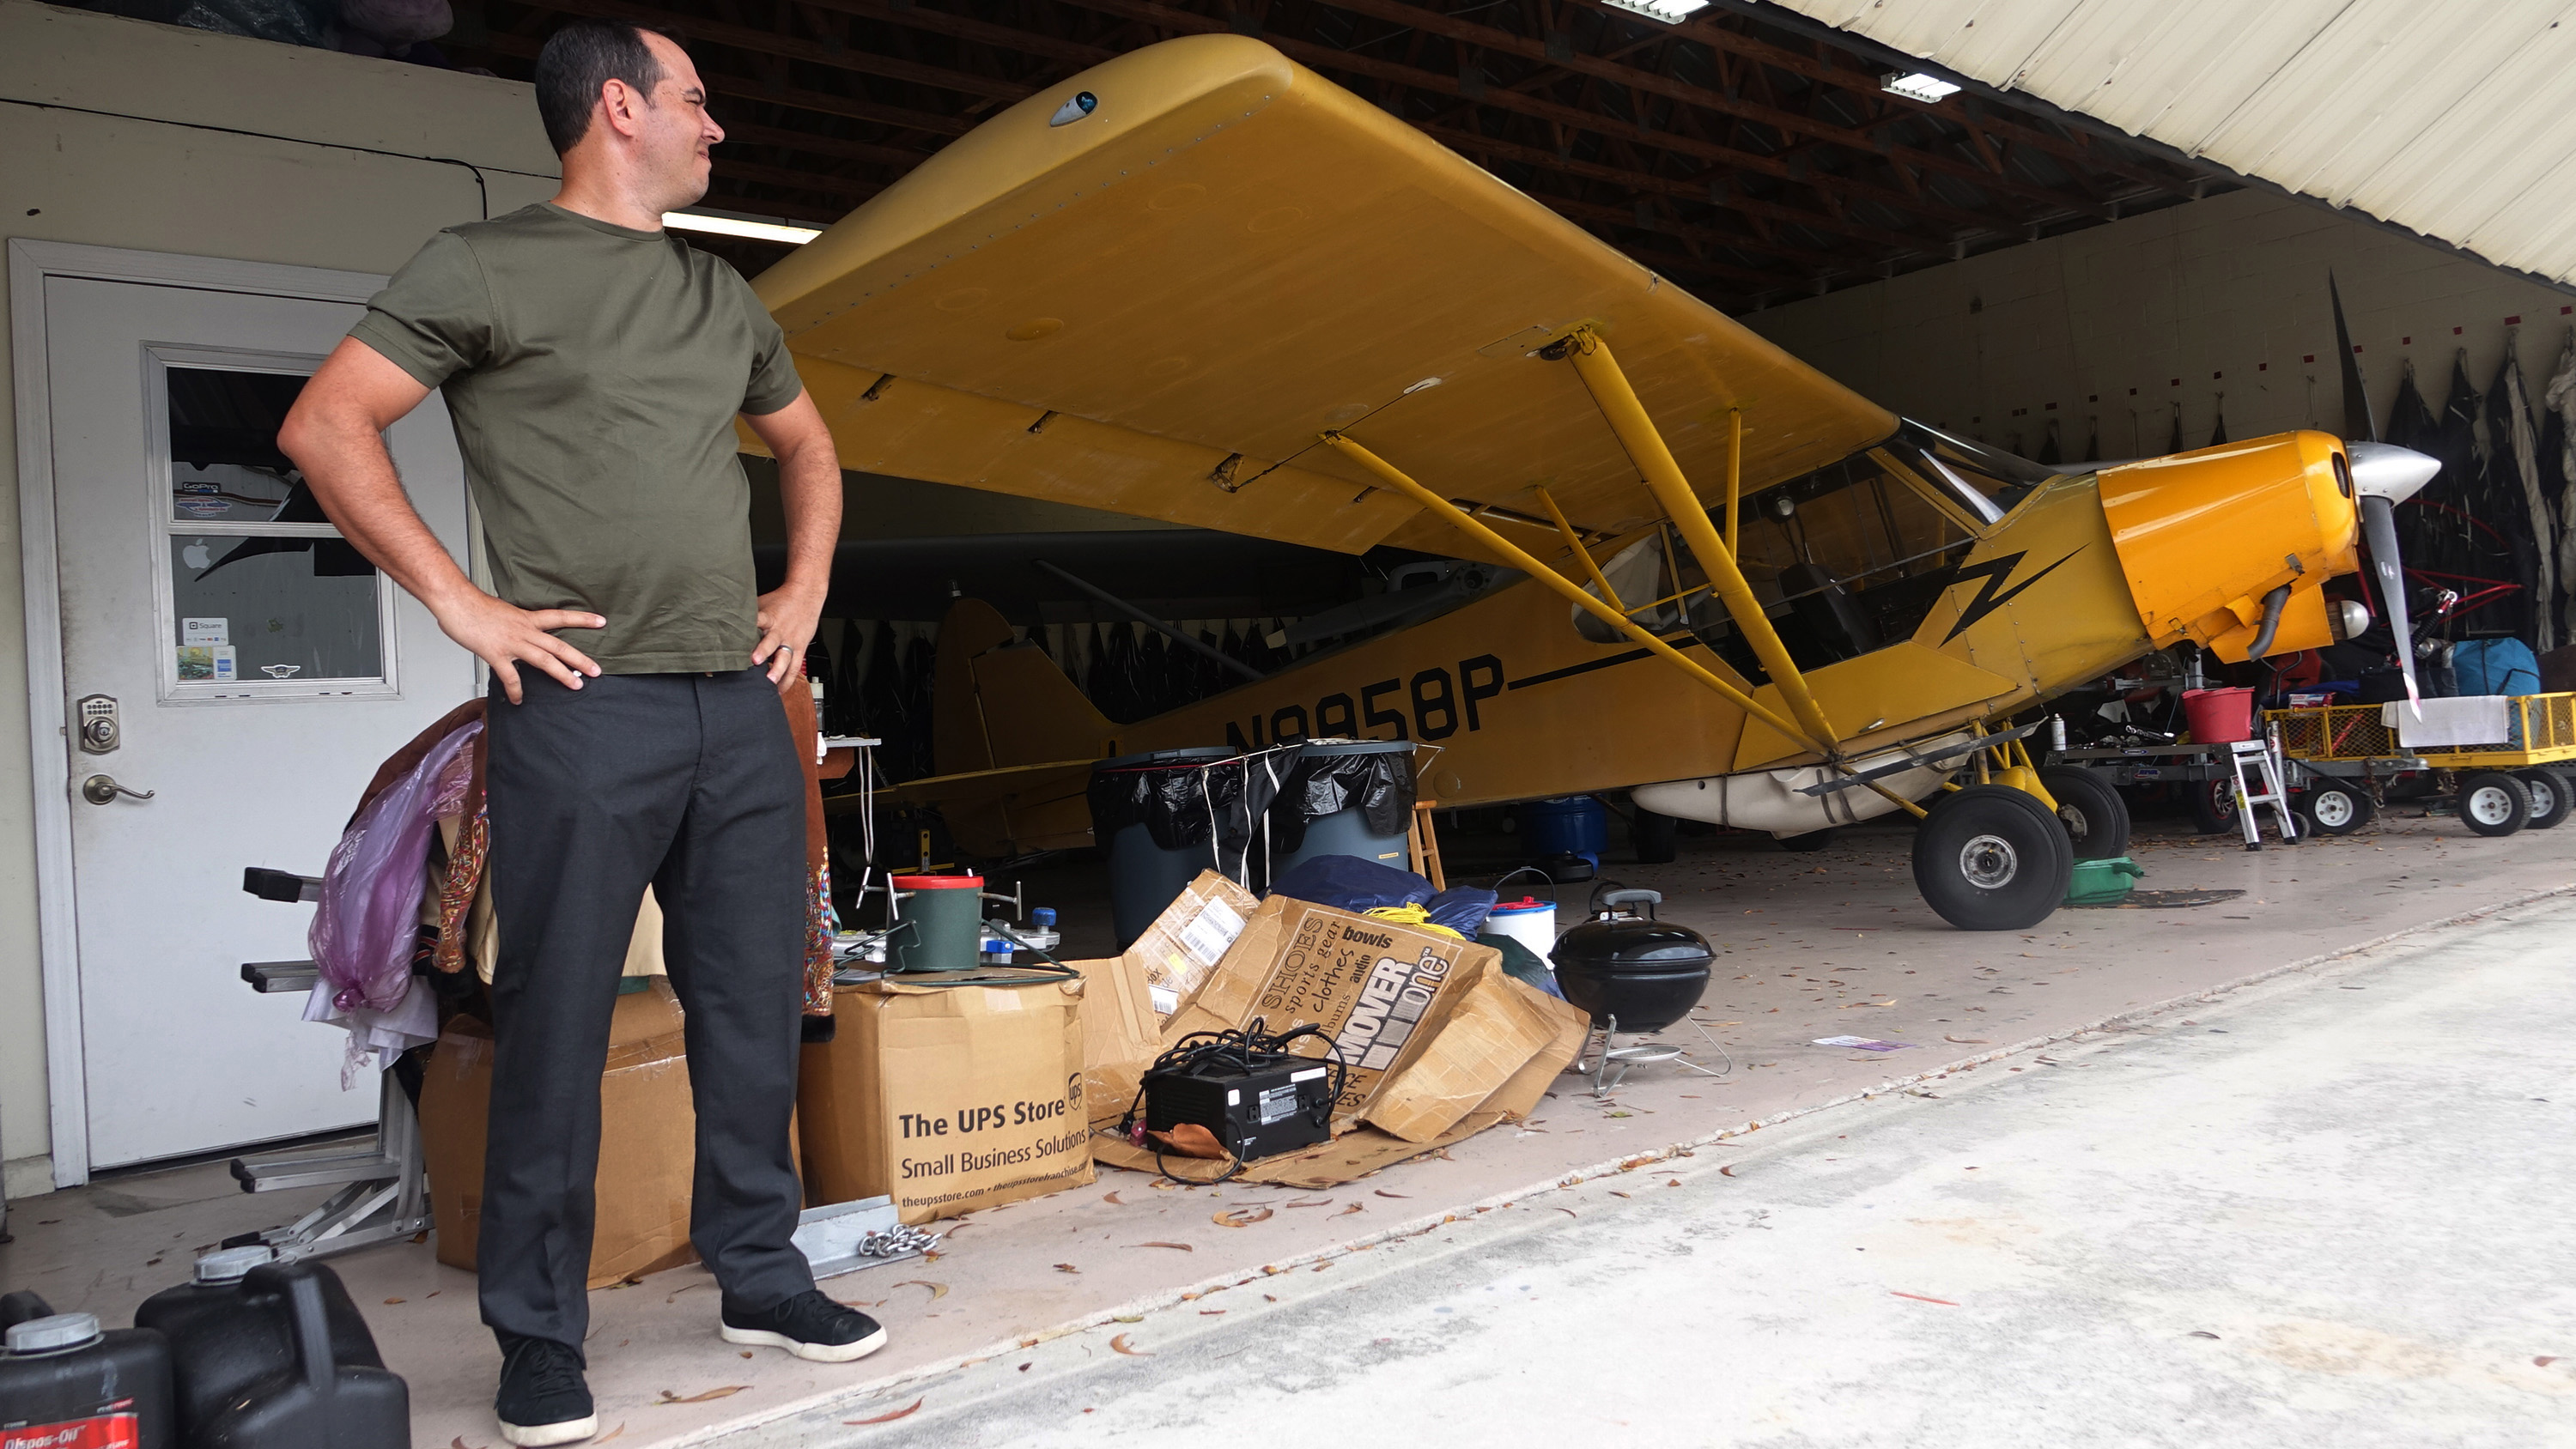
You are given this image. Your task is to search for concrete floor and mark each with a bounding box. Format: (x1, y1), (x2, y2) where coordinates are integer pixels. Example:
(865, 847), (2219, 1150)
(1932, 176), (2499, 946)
(794, 889), (2576, 1449)
(3, 810), (2570, 1449)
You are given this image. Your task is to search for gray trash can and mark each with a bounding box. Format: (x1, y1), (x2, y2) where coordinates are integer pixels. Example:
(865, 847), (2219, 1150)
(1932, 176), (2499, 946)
(1089, 746), (1235, 951)
(1265, 739), (1419, 879)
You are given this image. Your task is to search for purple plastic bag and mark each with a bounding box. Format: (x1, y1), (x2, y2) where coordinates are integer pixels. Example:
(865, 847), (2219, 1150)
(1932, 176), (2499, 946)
(308, 721), (480, 1013)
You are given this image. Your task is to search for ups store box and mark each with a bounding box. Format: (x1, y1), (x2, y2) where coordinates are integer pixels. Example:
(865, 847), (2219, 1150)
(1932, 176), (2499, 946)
(419, 979), (699, 1287)
(799, 974), (1094, 1225)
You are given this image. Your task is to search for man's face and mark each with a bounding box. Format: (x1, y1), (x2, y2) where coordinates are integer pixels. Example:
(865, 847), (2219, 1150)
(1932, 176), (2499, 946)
(631, 33), (722, 211)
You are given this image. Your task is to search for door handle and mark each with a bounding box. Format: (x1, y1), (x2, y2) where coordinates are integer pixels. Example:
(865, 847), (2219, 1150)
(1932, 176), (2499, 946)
(81, 774), (155, 805)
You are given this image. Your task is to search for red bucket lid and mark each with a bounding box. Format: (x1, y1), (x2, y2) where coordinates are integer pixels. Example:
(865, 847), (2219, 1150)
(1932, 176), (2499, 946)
(1492, 897), (1552, 912)
(892, 874), (983, 890)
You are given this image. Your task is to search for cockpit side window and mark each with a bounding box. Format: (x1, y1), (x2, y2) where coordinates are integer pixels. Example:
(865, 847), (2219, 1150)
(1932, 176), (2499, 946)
(1566, 430), (1995, 675)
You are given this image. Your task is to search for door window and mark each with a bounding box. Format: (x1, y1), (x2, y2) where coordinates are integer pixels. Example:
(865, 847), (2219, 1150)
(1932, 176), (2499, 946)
(153, 361), (394, 698)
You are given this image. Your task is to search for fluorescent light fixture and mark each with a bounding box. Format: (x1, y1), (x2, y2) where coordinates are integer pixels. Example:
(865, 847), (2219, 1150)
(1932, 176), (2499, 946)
(661, 209), (823, 246)
(1880, 71), (1962, 104)
(1601, 0), (1710, 23)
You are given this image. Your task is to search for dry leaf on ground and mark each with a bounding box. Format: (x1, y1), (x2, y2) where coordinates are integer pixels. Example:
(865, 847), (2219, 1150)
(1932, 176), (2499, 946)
(1719, 1166), (1738, 1178)
(1374, 1190), (1411, 1198)
(1054, 1263), (1081, 1274)
(1285, 1198), (1333, 1208)
(1338, 1203), (1364, 1216)
(843, 1398), (923, 1426)
(1109, 1334), (1151, 1357)
(1213, 1208), (1274, 1228)
(1138, 1241), (1194, 1252)
(1102, 1191), (1124, 1205)
(895, 1280), (949, 1301)
(655, 1386), (747, 1404)
(592, 1426), (625, 1445)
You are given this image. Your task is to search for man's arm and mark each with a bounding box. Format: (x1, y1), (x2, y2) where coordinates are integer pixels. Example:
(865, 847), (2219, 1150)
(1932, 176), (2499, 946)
(743, 391), (842, 687)
(278, 336), (605, 703)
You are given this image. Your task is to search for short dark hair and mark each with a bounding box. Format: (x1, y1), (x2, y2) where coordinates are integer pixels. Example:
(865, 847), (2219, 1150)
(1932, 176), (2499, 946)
(533, 20), (674, 155)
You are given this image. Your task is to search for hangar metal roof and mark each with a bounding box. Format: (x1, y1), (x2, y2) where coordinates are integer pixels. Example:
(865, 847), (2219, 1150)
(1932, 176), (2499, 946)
(442, 0), (2216, 305)
(1764, 0), (2576, 287)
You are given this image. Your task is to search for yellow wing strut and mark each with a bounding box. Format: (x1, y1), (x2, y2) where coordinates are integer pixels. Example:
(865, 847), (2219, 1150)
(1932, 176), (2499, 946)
(1557, 328), (1839, 750)
(1318, 432), (1829, 758)
(1533, 486), (1625, 613)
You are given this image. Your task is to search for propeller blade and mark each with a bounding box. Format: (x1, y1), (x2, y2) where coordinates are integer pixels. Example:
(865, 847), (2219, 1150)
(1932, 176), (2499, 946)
(2360, 494), (2419, 712)
(2330, 272), (2378, 443)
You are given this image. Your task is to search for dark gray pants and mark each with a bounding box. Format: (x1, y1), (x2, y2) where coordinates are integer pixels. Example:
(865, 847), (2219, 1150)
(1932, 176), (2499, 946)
(477, 668), (814, 1349)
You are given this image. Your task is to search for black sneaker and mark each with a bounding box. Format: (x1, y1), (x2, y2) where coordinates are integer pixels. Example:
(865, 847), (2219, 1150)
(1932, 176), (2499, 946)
(720, 1290), (889, 1363)
(495, 1335), (597, 1447)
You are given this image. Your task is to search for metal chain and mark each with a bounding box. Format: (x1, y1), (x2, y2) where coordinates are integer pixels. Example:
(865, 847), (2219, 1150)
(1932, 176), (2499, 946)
(854, 1224), (944, 1258)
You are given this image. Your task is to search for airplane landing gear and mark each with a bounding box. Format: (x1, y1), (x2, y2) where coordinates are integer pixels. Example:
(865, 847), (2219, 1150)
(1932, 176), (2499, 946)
(1912, 785), (2074, 931)
(2038, 765), (2130, 860)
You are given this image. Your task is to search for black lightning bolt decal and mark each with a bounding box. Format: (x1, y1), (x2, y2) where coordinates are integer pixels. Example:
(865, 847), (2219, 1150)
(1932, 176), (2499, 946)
(1940, 547), (2086, 644)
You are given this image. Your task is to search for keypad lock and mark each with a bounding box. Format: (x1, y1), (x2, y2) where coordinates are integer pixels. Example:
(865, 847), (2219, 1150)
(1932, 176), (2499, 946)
(76, 694), (118, 755)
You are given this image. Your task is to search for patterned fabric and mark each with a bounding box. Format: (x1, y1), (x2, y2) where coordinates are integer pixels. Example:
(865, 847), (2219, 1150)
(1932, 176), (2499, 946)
(433, 803), (488, 977)
(805, 859), (835, 1016)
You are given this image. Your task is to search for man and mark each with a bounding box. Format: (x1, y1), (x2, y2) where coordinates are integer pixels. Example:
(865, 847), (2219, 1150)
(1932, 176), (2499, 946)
(279, 21), (876, 1446)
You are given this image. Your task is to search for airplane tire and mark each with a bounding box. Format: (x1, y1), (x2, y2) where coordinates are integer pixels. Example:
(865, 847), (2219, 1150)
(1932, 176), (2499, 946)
(1777, 829), (1837, 852)
(1633, 806), (1680, 864)
(2189, 775), (2239, 836)
(2515, 770), (2571, 830)
(1912, 785), (2074, 931)
(2297, 781), (2374, 836)
(2457, 771), (2530, 837)
(2038, 766), (2130, 860)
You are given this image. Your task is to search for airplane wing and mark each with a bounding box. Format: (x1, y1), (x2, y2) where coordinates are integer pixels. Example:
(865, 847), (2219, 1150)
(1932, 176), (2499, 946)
(754, 33), (1895, 561)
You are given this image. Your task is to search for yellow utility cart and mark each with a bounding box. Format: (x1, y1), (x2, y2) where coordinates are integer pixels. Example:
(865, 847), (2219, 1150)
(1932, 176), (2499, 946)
(2265, 693), (2576, 837)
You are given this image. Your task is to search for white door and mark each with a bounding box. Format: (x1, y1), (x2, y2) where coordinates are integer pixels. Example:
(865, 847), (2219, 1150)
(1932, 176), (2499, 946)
(43, 276), (477, 1171)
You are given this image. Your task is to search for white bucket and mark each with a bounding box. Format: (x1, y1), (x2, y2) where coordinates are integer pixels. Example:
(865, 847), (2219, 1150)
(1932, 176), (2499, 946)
(1484, 899), (1558, 962)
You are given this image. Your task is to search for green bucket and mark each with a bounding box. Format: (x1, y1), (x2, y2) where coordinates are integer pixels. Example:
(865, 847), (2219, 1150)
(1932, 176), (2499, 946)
(2065, 857), (2144, 906)
(886, 874), (986, 973)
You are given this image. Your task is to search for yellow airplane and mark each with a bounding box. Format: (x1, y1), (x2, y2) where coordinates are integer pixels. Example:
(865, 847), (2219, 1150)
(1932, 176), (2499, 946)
(750, 34), (2435, 931)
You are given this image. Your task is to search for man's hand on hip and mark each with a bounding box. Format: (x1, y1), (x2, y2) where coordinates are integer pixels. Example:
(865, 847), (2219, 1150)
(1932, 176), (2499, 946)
(433, 590), (606, 703)
(753, 584), (824, 687)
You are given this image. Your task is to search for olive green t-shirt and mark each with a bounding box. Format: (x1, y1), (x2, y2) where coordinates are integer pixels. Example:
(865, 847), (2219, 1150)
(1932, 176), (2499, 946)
(349, 203), (804, 674)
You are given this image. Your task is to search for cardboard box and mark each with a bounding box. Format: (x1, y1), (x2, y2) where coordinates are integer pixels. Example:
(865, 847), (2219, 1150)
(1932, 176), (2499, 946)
(1065, 953), (1160, 1129)
(1126, 870), (1260, 1016)
(1162, 894), (1498, 1129)
(1092, 898), (1591, 1186)
(1364, 960), (1589, 1143)
(799, 974), (1095, 1225)
(418, 980), (699, 1287)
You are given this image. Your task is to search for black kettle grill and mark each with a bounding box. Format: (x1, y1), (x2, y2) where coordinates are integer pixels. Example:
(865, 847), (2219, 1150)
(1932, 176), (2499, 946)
(1549, 888), (1713, 1034)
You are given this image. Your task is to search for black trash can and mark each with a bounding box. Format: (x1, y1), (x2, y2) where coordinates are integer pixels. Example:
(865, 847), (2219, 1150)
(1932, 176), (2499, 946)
(1264, 740), (1419, 879)
(1089, 747), (1236, 951)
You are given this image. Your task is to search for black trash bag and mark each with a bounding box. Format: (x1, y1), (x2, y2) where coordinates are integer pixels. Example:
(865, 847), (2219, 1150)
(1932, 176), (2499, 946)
(1087, 751), (1288, 879)
(1267, 746), (1417, 856)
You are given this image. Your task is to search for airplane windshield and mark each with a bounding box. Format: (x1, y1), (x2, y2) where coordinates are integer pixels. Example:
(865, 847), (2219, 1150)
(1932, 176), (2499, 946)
(1883, 421), (2060, 523)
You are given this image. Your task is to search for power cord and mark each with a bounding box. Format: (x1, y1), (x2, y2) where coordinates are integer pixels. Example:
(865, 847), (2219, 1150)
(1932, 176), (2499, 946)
(1117, 1017), (1350, 1184)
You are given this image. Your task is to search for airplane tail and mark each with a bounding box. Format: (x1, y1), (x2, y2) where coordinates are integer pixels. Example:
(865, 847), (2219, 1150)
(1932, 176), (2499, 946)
(933, 597), (1117, 778)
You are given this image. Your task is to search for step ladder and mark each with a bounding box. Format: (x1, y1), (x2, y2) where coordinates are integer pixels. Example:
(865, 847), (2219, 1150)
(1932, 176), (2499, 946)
(2228, 730), (2300, 851)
